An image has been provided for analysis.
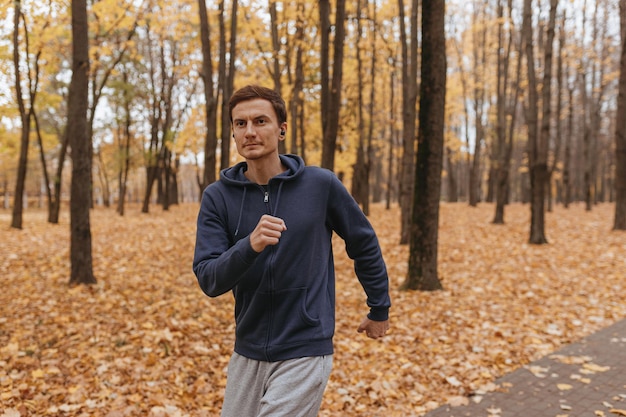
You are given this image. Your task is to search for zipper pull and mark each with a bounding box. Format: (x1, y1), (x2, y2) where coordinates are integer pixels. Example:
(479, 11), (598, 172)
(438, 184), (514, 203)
(264, 191), (269, 203)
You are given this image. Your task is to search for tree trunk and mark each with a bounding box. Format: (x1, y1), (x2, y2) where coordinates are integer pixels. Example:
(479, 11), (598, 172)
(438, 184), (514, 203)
(446, 147), (458, 202)
(365, 2), (377, 212)
(614, 0), (626, 230)
(401, 0), (445, 292)
(198, 0), (217, 190)
(320, 0), (346, 171)
(386, 70), (397, 210)
(563, 86), (573, 208)
(398, 0), (419, 244)
(49, 131), (69, 224)
(117, 71), (132, 216)
(290, 1), (305, 156)
(69, 0), (96, 285)
(524, 0), (556, 245)
(547, 10), (566, 213)
(351, 0), (370, 214)
(493, 0), (508, 223)
(269, 1), (286, 156)
(319, 0), (330, 136)
(469, 6), (487, 207)
(219, 0), (237, 170)
(11, 3), (29, 230)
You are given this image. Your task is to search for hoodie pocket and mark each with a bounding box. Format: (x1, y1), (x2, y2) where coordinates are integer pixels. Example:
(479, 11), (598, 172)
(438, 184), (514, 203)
(236, 288), (323, 347)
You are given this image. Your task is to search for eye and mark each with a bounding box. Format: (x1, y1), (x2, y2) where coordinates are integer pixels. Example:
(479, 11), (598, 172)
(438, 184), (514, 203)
(256, 118), (266, 125)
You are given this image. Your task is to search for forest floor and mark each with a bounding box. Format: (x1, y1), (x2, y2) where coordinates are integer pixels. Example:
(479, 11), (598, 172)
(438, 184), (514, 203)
(1, 202), (625, 417)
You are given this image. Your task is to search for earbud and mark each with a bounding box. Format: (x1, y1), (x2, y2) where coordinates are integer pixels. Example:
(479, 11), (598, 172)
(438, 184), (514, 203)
(280, 129), (285, 135)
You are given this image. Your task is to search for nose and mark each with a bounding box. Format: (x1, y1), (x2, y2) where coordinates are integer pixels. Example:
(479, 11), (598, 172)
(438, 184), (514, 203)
(244, 121), (256, 137)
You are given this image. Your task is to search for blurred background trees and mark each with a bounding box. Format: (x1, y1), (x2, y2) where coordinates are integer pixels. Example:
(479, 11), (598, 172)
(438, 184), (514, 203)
(2, 0), (625, 284)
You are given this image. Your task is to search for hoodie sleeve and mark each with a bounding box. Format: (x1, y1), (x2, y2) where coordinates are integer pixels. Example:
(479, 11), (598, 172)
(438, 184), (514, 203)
(193, 187), (260, 297)
(326, 174), (391, 321)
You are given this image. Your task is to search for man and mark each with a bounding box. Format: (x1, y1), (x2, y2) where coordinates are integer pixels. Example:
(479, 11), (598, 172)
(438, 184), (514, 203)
(193, 85), (390, 417)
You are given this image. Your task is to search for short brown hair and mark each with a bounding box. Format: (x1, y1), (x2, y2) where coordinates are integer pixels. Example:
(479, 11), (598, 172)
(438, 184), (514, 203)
(228, 85), (287, 125)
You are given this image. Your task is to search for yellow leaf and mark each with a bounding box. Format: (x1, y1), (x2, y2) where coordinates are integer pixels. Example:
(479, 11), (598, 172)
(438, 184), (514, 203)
(610, 410), (626, 416)
(557, 383), (573, 391)
(582, 363), (610, 373)
(31, 369), (44, 379)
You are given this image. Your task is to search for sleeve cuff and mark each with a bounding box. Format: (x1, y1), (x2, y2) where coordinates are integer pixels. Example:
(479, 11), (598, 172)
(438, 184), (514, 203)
(367, 308), (389, 321)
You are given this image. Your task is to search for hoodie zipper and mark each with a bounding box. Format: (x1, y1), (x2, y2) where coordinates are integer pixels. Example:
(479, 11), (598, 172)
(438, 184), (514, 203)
(258, 184), (275, 360)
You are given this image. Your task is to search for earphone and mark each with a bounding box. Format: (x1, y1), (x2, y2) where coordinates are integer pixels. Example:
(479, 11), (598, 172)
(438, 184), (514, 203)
(280, 129), (285, 135)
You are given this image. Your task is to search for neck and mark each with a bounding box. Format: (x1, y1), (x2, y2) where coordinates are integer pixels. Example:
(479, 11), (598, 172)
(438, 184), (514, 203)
(245, 156), (284, 184)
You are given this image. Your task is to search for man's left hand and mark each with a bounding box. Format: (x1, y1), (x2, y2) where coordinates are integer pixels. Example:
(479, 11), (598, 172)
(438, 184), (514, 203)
(357, 317), (389, 339)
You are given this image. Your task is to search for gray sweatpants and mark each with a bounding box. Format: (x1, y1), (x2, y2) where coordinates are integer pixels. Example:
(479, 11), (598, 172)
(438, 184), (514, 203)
(221, 353), (333, 417)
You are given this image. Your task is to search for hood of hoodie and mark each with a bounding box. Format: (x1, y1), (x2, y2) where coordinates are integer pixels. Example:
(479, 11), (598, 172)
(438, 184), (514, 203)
(219, 154), (305, 237)
(220, 153), (305, 185)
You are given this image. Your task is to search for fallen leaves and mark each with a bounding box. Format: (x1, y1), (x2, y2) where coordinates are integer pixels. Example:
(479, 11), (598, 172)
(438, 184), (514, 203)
(0, 202), (625, 416)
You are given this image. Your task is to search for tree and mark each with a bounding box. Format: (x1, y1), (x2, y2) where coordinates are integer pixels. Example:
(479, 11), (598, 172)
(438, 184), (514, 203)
(198, 0), (218, 192)
(68, 0), (96, 285)
(493, 0), (522, 224)
(523, 0), (557, 245)
(218, 0), (237, 171)
(614, 0), (626, 230)
(398, 0), (419, 244)
(115, 70), (133, 216)
(139, 4), (197, 213)
(320, 0), (346, 171)
(10, 1), (30, 230)
(400, 0), (445, 291)
(289, 0), (306, 158)
(351, 0), (372, 215)
(547, 10), (566, 212)
(468, 3), (488, 208)
(579, 1), (611, 211)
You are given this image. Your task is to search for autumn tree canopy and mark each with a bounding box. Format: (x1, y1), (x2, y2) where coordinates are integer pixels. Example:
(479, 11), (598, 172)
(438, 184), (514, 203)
(0, 0), (623, 230)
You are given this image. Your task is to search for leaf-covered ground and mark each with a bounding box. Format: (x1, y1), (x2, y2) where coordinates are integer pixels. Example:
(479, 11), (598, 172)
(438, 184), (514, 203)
(1, 202), (625, 417)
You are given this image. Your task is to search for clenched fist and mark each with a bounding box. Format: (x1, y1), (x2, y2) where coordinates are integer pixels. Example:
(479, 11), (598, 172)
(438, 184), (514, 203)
(249, 214), (287, 253)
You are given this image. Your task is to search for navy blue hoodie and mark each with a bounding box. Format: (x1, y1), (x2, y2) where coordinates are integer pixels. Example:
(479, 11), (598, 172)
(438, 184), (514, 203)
(193, 154), (390, 362)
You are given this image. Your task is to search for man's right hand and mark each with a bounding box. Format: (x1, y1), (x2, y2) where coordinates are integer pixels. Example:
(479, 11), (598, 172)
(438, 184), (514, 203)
(249, 214), (287, 253)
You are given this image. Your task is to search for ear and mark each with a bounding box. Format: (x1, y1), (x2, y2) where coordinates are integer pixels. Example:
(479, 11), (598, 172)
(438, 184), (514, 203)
(279, 123), (287, 139)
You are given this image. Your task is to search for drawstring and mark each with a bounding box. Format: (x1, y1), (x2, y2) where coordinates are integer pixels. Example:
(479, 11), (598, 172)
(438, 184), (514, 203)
(233, 181), (285, 237)
(234, 187), (247, 237)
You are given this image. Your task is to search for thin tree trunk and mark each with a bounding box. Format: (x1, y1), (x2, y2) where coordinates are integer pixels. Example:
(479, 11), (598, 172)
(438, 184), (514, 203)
(446, 146), (458, 202)
(524, 0), (556, 245)
(351, 0), (369, 214)
(117, 71), (132, 216)
(398, 0), (419, 244)
(614, 0), (626, 230)
(290, 1), (305, 155)
(469, 6), (487, 207)
(547, 9), (566, 213)
(386, 69), (397, 210)
(219, 0), (237, 170)
(198, 0), (217, 191)
(320, 0), (346, 171)
(11, 3), (29, 230)
(69, 0), (96, 285)
(563, 86), (573, 208)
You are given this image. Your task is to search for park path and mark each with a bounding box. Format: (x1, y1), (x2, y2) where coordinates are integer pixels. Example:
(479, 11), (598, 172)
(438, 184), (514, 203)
(423, 317), (626, 417)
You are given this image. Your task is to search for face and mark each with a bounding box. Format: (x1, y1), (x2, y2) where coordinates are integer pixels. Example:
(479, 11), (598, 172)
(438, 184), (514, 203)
(231, 98), (287, 162)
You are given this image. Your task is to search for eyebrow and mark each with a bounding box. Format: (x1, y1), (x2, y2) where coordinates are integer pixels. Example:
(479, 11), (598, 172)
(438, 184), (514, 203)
(233, 114), (270, 123)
